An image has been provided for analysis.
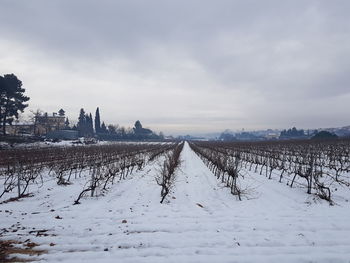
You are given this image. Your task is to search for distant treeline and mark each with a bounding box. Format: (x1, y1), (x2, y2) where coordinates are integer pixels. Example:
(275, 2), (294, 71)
(68, 107), (163, 140)
(219, 127), (339, 142)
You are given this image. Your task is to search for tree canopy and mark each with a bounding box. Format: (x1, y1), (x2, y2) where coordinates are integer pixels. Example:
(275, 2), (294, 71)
(58, 109), (65, 116)
(95, 107), (101, 134)
(280, 127), (305, 138)
(0, 74), (30, 135)
(312, 131), (338, 140)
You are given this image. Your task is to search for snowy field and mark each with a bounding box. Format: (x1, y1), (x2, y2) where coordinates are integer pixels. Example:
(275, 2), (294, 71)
(1, 142), (350, 262)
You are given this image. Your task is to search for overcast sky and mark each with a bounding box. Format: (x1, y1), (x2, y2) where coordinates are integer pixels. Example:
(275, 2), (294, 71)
(0, 0), (349, 135)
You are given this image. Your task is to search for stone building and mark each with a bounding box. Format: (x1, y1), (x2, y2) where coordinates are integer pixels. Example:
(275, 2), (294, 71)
(34, 112), (65, 135)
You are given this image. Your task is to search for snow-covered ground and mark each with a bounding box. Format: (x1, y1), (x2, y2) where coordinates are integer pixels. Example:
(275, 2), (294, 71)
(1, 142), (350, 262)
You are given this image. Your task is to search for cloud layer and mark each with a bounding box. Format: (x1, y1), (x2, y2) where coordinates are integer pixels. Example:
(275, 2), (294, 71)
(1, 0), (349, 134)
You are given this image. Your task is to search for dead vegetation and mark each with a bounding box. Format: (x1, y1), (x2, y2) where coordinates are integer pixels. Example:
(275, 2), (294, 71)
(0, 239), (46, 263)
(190, 139), (350, 203)
(156, 142), (184, 203)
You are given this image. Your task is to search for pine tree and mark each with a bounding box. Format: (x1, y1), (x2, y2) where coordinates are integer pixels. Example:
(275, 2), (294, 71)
(95, 107), (101, 134)
(0, 74), (30, 135)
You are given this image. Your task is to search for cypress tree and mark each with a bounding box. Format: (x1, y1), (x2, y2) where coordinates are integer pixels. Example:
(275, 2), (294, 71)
(89, 113), (94, 135)
(95, 107), (101, 134)
(85, 113), (91, 136)
(77, 108), (86, 137)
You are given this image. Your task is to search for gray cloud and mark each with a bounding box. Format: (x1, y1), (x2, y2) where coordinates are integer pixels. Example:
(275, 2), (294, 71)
(0, 0), (349, 134)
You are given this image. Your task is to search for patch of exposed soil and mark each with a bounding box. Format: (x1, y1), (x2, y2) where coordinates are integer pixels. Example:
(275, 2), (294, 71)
(0, 239), (46, 263)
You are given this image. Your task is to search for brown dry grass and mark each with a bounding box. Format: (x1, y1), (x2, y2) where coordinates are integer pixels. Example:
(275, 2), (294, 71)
(0, 239), (46, 263)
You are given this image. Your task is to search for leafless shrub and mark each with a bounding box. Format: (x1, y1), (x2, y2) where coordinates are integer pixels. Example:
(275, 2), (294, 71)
(156, 142), (184, 203)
